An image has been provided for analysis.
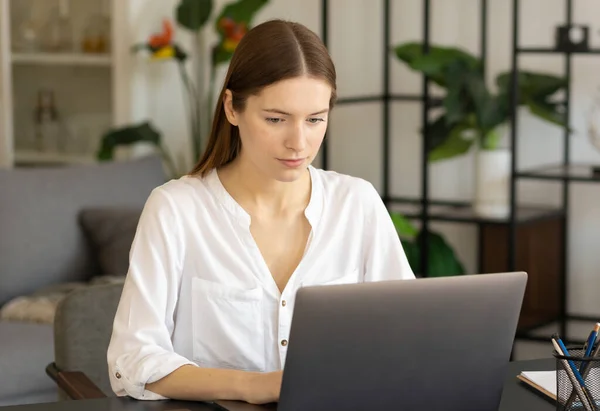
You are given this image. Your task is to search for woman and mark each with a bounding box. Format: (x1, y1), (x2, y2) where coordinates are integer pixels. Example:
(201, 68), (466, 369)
(107, 19), (414, 405)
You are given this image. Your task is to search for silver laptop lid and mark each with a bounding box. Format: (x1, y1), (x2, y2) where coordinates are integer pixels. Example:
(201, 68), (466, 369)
(276, 271), (527, 411)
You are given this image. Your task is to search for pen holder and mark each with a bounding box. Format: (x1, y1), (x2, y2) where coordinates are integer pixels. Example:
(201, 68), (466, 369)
(555, 347), (600, 411)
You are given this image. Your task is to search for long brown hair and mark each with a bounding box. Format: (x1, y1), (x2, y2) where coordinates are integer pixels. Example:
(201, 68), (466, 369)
(189, 19), (337, 177)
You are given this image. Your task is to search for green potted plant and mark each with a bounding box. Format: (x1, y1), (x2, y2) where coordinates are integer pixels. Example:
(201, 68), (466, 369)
(390, 212), (466, 277)
(392, 42), (569, 218)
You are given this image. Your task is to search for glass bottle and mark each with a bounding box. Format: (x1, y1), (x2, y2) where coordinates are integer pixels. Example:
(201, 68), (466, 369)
(43, 0), (74, 52)
(33, 89), (63, 152)
(82, 0), (111, 54)
(12, 7), (44, 52)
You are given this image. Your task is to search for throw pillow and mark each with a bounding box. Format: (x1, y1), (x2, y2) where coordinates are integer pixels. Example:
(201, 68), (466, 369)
(78, 207), (142, 276)
(0, 276), (125, 324)
(0, 281), (88, 324)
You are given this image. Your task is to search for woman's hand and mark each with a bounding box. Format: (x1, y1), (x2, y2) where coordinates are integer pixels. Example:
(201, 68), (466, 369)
(243, 371), (283, 404)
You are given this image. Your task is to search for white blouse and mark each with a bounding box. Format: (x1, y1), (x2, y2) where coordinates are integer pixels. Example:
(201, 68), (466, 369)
(107, 165), (415, 400)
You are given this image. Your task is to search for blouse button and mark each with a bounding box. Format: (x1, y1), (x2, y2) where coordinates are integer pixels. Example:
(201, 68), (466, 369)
(281, 339), (288, 346)
(115, 372), (122, 379)
(281, 300), (287, 307)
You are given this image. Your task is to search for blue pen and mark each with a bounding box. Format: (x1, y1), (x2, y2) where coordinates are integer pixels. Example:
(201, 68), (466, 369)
(552, 336), (595, 411)
(566, 325), (600, 409)
(555, 336), (589, 387)
(584, 323), (600, 358)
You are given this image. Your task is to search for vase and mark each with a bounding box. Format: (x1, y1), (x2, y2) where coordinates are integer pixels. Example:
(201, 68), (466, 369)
(474, 148), (511, 219)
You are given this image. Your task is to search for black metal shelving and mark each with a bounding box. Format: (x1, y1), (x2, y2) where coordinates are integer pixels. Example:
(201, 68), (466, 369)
(517, 164), (600, 183)
(517, 47), (600, 54)
(510, 0), (600, 344)
(320, 0), (596, 345)
(320, 0), (460, 278)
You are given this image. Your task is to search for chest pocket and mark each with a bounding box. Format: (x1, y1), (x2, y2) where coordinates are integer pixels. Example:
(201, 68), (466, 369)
(191, 277), (265, 372)
(301, 268), (361, 288)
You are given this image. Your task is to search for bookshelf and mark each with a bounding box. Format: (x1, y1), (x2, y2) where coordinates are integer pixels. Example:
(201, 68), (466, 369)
(0, 0), (133, 168)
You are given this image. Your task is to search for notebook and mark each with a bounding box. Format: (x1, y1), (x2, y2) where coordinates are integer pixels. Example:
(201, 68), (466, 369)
(517, 371), (557, 400)
(517, 369), (600, 407)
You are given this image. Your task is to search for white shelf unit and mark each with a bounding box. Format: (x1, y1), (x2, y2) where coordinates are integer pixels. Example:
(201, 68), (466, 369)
(0, 0), (133, 168)
(11, 52), (112, 67)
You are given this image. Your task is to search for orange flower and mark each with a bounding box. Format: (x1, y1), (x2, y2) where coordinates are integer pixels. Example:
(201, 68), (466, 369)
(149, 19), (174, 49)
(132, 18), (187, 61)
(218, 17), (247, 52)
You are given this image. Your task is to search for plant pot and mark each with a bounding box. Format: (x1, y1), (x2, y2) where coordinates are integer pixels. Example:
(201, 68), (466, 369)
(474, 148), (511, 219)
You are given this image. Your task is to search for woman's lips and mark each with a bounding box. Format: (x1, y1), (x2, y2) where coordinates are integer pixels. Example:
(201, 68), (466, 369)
(278, 158), (305, 168)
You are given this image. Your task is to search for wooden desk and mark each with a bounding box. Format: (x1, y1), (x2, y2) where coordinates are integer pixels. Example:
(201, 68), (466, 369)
(1, 359), (556, 411)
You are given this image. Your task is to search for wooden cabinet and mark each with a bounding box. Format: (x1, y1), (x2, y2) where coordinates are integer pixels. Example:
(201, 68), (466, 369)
(480, 215), (564, 331)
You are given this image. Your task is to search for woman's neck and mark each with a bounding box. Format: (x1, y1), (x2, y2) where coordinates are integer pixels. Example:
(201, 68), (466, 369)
(217, 158), (312, 217)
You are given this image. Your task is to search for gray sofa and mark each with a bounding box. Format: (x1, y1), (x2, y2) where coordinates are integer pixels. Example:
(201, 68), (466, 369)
(0, 155), (166, 406)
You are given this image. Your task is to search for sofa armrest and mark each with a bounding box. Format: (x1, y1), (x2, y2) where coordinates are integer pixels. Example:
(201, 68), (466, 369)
(46, 362), (107, 400)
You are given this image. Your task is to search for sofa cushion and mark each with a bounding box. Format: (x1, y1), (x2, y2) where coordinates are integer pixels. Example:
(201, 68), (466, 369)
(0, 155), (166, 306)
(0, 276), (124, 324)
(0, 322), (55, 400)
(78, 207), (142, 276)
(0, 289), (76, 324)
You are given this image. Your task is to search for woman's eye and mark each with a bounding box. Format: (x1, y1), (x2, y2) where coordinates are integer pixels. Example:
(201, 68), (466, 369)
(307, 117), (325, 124)
(266, 118), (282, 124)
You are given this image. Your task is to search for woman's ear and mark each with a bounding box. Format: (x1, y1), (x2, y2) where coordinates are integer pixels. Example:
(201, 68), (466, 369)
(223, 90), (238, 126)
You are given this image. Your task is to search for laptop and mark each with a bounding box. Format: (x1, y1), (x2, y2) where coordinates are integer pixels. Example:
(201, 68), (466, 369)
(214, 271), (527, 411)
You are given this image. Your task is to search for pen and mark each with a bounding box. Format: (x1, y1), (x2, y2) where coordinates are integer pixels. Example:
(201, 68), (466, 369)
(566, 328), (600, 409)
(582, 336), (600, 378)
(583, 323), (600, 361)
(552, 337), (595, 411)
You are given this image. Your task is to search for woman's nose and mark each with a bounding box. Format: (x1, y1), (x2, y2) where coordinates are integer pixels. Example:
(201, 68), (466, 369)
(286, 124), (307, 152)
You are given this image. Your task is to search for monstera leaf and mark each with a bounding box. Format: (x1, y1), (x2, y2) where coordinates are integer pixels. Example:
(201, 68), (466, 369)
(391, 212), (466, 277)
(97, 122), (178, 178)
(393, 42), (481, 87)
(176, 0), (213, 31)
(428, 122), (474, 162)
(392, 40), (570, 162)
(97, 122), (161, 161)
(415, 230), (466, 277)
(495, 71), (569, 129)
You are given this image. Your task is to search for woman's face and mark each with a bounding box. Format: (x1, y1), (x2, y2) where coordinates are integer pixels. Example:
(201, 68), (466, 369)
(223, 75), (332, 182)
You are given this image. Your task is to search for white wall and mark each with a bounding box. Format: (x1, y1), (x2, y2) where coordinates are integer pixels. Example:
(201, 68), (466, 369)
(125, 0), (197, 172)
(137, 0), (600, 317)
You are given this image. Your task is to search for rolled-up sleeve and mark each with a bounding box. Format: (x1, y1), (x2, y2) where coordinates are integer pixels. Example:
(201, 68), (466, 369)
(361, 182), (415, 282)
(107, 187), (196, 400)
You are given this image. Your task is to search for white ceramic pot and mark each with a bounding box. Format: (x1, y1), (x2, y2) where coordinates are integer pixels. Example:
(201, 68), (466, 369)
(474, 148), (511, 219)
